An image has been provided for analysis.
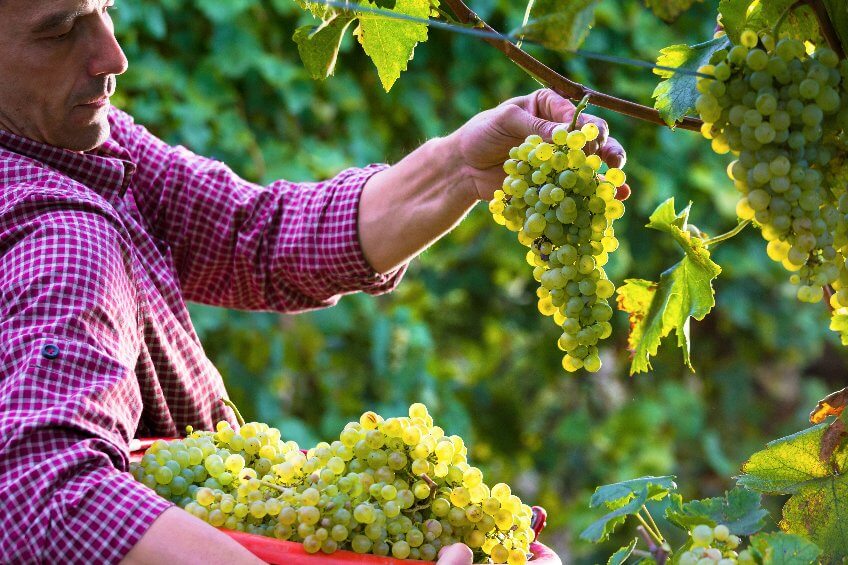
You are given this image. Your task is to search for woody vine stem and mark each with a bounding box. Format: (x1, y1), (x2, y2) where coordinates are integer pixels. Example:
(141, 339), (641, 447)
(440, 0), (844, 130)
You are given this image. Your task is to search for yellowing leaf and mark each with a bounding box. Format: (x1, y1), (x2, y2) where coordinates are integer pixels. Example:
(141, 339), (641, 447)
(738, 424), (848, 560)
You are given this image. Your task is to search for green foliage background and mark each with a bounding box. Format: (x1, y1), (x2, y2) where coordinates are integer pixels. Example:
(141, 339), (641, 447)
(111, 0), (848, 560)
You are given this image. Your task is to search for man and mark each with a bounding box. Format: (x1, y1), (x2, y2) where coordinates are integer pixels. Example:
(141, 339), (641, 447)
(0, 1), (627, 563)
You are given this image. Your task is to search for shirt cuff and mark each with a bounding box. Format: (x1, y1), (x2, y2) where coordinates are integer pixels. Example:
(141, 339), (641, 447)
(321, 164), (408, 295)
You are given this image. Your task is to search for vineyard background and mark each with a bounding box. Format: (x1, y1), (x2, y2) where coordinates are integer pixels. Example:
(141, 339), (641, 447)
(111, 0), (847, 561)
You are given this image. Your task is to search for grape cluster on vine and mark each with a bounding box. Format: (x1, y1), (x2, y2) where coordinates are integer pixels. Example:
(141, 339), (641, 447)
(678, 524), (755, 565)
(131, 403), (535, 563)
(697, 28), (848, 339)
(489, 121), (626, 373)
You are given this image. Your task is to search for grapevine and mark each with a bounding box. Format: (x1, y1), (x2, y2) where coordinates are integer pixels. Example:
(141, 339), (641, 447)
(131, 402), (536, 563)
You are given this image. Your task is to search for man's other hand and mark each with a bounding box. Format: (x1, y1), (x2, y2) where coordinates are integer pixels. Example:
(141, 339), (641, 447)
(436, 543), (474, 565)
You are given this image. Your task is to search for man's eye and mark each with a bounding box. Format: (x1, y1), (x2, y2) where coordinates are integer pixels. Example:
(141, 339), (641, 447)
(52, 28), (73, 40)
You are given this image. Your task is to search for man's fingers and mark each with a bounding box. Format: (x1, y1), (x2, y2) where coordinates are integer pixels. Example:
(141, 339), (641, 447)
(496, 104), (559, 143)
(576, 113), (609, 148)
(598, 134), (627, 169)
(509, 88), (577, 125)
(437, 543), (474, 565)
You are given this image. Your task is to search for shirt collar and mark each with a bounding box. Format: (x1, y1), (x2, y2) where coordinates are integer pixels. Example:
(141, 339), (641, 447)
(0, 121), (136, 204)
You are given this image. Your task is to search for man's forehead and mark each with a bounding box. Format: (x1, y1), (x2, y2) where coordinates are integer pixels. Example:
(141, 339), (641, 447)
(11, 0), (98, 27)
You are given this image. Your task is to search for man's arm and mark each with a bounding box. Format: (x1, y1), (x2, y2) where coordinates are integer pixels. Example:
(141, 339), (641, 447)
(111, 109), (404, 314)
(358, 89), (628, 274)
(122, 507), (264, 565)
(0, 197), (176, 562)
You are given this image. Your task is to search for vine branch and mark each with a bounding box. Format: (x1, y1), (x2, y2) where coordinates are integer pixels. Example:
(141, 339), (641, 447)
(805, 0), (846, 59)
(440, 0), (704, 132)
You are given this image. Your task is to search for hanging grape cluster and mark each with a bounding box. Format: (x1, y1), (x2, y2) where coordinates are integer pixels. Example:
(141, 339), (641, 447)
(131, 404), (535, 563)
(489, 122), (626, 373)
(696, 29), (848, 339)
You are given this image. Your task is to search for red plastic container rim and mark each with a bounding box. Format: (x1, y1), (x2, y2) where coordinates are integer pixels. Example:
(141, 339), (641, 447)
(222, 530), (562, 565)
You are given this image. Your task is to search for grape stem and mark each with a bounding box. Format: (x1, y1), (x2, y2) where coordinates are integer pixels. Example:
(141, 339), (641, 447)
(634, 511), (663, 547)
(516, 0), (536, 50)
(568, 95), (591, 132)
(258, 478), (288, 493)
(439, 0), (704, 132)
(703, 220), (750, 248)
(642, 505), (665, 545)
(636, 525), (670, 565)
(221, 397), (246, 427)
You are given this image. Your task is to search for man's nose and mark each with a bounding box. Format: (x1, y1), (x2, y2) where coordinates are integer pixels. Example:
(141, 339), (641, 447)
(87, 12), (128, 78)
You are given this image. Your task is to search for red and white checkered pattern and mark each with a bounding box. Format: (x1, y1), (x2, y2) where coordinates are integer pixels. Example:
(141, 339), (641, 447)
(0, 107), (404, 563)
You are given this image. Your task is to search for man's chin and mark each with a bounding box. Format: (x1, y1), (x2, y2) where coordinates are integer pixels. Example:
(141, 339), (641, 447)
(54, 119), (111, 152)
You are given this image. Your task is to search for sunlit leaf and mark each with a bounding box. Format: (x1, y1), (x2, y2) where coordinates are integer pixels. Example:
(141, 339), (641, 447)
(652, 36), (730, 127)
(718, 0), (821, 44)
(356, 0), (430, 91)
(617, 199), (721, 374)
(738, 424), (848, 560)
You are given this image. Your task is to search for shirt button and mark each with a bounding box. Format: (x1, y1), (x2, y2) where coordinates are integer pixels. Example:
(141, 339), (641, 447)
(41, 344), (61, 359)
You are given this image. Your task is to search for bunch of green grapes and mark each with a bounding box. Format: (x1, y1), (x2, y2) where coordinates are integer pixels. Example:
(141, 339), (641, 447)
(677, 524), (757, 565)
(696, 28), (848, 339)
(131, 403), (536, 564)
(490, 123), (627, 373)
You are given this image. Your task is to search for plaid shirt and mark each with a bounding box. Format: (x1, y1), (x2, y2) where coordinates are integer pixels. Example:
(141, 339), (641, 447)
(0, 107), (403, 563)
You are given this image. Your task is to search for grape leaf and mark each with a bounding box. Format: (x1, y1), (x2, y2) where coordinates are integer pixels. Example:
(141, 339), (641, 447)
(738, 424), (848, 561)
(651, 36), (730, 127)
(293, 0), (342, 22)
(293, 16), (357, 80)
(644, 0), (702, 23)
(512, 0), (600, 52)
(589, 475), (677, 508)
(665, 487), (768, 535)
(749, 532), (821, 564)
(779, 478), (848, 561)
(829, 313), (848, 345)
(808, 387), (848, 463)
(810, 387), (848, 424)
(718, 0), (821, 45)
(616, 199), (722, 375)
(581, 476), (676, 543)
(718, 0), (749, 44)
(737, 423), (848, 493)
(823, 0), (848, 56)
(608, 539), (637, 565)
(356, 0), (430, 91)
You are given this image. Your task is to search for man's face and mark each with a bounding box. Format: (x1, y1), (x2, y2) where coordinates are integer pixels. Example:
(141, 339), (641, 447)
(0, 0), (127, 152)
